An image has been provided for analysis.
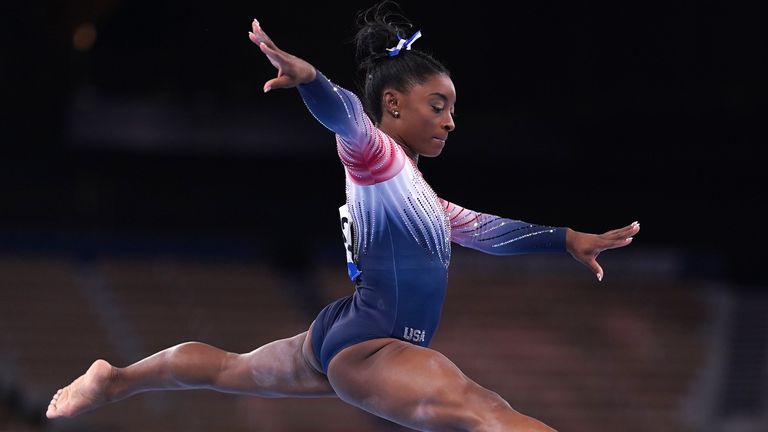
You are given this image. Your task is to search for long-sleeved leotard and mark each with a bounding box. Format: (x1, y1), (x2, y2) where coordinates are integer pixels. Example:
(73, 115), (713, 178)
(300, 72), (566, 373)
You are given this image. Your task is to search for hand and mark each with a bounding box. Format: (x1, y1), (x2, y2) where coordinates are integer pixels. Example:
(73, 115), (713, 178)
(565, 221), (640, 282)
(248, 19), (316, 92)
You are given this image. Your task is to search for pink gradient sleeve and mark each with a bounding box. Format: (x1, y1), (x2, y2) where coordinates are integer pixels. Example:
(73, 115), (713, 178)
(297, 72), (405, 185)
(440, 199), (567, 255)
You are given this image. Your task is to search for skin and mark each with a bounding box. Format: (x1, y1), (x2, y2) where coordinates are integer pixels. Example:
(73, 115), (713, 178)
(379, 74), (456, 160)
(46, 18), (641, 432)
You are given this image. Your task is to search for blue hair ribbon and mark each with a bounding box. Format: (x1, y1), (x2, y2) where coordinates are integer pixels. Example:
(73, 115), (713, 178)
(386, 30), (422, 56)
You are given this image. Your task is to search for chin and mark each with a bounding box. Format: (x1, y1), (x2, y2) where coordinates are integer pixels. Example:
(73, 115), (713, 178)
(428, 146), (445, 157)
(417, 143), (444, 158)
(418, 147), (443, 158)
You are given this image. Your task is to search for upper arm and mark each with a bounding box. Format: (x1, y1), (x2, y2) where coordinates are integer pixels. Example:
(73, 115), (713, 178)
(297, 72), (405, 185)
(297, 72), (371, 150)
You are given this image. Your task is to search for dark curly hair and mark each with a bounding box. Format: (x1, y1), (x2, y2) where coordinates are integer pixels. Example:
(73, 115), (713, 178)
(353, 1), (450, 123)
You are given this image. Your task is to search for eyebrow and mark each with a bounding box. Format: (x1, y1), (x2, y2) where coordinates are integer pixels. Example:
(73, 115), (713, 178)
(429, 93), (449, 101)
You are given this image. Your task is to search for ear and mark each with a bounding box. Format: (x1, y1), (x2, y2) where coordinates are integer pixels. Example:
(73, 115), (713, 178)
(383, 89), (400, 111)
(382, 89), (401, 118)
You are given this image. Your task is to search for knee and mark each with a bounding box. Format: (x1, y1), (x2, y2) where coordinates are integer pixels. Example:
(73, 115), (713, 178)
(471, 405), (517, 432)
(411, 379), (501, 431)
(449, 385), (522, 432)
(471, 393), (556, 432)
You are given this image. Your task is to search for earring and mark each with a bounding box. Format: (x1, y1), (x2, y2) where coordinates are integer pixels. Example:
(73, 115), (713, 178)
(392, 110), (400, 118)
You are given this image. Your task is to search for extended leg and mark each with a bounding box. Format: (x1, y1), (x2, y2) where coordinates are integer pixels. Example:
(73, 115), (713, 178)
(47, 328), (334, 418)
(327, 339), (556, 432)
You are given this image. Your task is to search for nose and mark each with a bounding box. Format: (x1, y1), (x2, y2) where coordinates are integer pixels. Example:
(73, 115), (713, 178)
(443, 113), (455, 132)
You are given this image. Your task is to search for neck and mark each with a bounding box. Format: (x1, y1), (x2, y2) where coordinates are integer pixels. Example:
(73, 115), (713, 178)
(378, 122), (419, 164)
(400, 143), (419, 164)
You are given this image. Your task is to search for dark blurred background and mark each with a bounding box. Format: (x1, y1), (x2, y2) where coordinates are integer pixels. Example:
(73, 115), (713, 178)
(1, 1), (767, 431)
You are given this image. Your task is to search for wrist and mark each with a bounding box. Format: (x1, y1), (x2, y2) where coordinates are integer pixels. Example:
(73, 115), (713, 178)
(565, 228), (576, 254)
(305, 66), (317, 83)
(299, 66), (317, 85)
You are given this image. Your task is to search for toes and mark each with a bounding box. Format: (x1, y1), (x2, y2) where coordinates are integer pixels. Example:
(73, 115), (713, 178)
(47, 389), (63, 418)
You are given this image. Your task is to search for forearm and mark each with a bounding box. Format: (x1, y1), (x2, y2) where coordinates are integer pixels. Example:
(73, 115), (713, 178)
(443, 200), (567, 255)
(460, 218), (567, 255)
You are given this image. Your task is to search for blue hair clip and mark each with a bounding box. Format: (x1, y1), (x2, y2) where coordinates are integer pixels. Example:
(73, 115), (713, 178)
(386, 30), (422, 57)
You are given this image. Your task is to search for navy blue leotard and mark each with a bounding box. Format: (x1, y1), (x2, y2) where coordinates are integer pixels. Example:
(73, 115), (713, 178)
(300, 72), (567, 374)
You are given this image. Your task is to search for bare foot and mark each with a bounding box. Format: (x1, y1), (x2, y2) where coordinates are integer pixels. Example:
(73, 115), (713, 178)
(47, 359), (118, 418)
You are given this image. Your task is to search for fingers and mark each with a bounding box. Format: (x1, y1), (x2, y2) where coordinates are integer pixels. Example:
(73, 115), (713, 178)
(264, 75), (295, 92)
(249, 19), (263, 44)
(603, 221), (640, 240)
(587, 258), (604, 282)
(599, 235), (634, 252)
(577, 221), (639, 282)
(257, 40), (282, 70)
(249, 18), (286, 90)
(623, 221), (640, 236)
(610, 221), (639, 236)
(250, 19), (278, 51)
(249, 29), (274, 51)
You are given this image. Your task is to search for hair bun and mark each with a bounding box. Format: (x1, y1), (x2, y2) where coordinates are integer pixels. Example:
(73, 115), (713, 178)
(353, 1), (414, 71)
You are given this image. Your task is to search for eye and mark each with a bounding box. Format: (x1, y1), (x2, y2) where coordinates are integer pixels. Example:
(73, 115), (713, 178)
(431, 105), (444, 113)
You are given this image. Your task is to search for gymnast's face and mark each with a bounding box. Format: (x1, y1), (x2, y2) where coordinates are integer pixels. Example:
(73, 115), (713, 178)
(381, 73), (456, 159)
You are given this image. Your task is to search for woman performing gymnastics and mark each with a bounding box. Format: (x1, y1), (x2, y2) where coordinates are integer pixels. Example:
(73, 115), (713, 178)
(46, 2), (640, 431)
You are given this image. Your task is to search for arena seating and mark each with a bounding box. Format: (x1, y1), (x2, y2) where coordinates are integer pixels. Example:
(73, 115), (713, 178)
(0, 248), (707, 431)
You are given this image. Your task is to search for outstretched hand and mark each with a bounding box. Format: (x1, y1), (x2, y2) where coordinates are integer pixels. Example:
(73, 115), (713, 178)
(565, 221), (640, 282)
(248, 19), (316, 92)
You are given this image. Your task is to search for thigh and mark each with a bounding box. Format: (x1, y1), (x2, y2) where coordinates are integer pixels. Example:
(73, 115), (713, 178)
(218, 324), (335, 398)
(327, 339), (554, 432)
